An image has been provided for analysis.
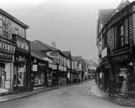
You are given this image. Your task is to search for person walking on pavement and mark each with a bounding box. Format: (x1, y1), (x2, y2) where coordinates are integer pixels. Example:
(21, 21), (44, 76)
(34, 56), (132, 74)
(108, 75), (115, 97)
(121, 73), (128, 97)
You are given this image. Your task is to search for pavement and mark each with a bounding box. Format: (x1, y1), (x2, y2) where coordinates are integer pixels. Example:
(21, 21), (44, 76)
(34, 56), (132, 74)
(88, 82), (135, 107)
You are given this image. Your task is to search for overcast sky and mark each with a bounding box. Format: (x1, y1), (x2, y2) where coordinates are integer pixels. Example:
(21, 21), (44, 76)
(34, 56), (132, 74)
(0, 0), (134, 60)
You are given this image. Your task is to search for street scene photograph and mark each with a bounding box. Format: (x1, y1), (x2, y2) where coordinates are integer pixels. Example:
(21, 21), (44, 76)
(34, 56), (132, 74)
(0, 0), (135, 108)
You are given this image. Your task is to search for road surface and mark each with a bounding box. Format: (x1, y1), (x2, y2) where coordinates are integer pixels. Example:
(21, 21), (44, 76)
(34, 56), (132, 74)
(0, 81), (133, 108)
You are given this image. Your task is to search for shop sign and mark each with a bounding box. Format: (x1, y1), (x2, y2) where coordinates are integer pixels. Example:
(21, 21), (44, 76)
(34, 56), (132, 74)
(111, 54), (129, 63)
(0, 52), (13, 61)
(49, 63), (57, 70)
(15, 36), (29, 51)
(17, 40), (29, 51)
(47, 51), (59, 64)
(32, 64), (37, 71)
(38, 63), (46, 66)
(102, 47), (107, 58)
(0, 41), (15, 53)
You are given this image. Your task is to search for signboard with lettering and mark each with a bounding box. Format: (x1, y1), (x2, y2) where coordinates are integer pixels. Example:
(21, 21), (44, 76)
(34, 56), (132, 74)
(111, 54), (130, 63)
(47, 51), (59, 64)
(13, 34), (29, 51)
(0, 40), (15, 54)
(102, 47), (107, 58)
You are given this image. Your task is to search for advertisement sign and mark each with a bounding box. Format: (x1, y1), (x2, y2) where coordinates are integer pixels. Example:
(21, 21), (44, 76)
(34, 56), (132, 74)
(32, 65), (37, 71)
(102, 47), (107, 58)
(13, 34), (29, 51)
(0, 40), (15, 54)
(47, 51), (59, 64)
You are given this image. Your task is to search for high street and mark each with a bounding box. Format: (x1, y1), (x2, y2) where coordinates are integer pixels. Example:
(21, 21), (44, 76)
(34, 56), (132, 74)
(0, 81), (132, 108)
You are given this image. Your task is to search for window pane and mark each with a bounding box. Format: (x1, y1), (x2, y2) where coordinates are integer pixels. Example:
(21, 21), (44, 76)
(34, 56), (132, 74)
(0, 20), (2, 27)
(120, 37), (124, 47)
(0, 28), (3, 36)
(120, 26), (124, 35)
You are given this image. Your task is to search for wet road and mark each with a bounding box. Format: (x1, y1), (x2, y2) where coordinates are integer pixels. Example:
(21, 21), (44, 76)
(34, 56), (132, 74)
(0, 81), (133, 108)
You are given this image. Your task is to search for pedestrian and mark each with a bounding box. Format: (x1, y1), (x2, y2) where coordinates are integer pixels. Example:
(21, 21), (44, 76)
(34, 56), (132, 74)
(121, 73), (128, 96)
(108, 75), (115, 97)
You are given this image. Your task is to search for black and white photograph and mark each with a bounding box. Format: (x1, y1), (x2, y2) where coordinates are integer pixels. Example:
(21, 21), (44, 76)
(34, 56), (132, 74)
(0, 0), (134, 108)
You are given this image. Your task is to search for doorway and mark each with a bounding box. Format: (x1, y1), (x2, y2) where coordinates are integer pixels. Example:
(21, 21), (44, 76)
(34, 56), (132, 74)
(0, 63), (6, 88)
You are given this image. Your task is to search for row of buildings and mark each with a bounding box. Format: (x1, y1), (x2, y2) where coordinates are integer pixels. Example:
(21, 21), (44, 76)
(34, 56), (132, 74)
(97, 0), (135, 93)
(0, 8), (97, 95)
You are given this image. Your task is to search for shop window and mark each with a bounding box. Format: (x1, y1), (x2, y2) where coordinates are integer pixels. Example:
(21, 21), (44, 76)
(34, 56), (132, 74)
(0, 63), (11, 89)
(18, 65), (26, 87)
(14, 64), (26, 87)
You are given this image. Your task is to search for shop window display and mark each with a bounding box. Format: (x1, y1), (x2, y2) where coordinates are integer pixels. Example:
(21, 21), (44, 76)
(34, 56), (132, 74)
(14, 64), (26, 87)
(0, 63), (11, 90)
(34, 72), (45, 86)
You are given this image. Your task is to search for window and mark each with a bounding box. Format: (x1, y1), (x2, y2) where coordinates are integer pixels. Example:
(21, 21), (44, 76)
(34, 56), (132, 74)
(0, 20), (3, 36)
(102, 35), (107, 49)
(14, 28), (19, 35)
(3, 23), (9, 39)
(117, 24), (124, 47)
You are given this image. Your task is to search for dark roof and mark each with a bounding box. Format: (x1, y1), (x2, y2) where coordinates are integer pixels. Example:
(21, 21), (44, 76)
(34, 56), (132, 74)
(31, 48), (53, 60)
(61, 51), (71, 58)
(31, 51), (44, 60)
(30, 40), (60, 52)
(98, 9), (115, 26)
(116, 0), (130, 11)
(83, 59), (98, 67)
(30, 40), (59, 60)
(0, 8), (29, 29)
(72, 56), (82, 62)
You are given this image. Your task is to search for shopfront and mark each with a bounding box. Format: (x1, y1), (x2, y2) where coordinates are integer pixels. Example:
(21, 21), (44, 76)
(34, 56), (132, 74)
(111, 53), (132, 93)
(0, 38), (15, 93)
(12, 34), (31, 92)
(32, 58), (48, 87)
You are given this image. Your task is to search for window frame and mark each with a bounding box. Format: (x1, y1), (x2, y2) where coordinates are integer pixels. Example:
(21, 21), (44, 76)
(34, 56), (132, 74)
(117, 23), (125, 48)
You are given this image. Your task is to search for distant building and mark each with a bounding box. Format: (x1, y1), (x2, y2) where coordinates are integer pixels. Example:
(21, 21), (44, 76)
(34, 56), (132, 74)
(83, 59), (97, 80)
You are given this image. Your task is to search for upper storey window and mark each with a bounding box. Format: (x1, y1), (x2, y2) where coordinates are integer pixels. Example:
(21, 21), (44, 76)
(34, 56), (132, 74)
(14, 28), (19, 35)
(117, 24), (125, 47)
(3, 23), (9, 39)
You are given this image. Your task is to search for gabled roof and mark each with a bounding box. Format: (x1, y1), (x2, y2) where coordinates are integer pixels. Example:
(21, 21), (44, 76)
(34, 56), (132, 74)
(116, 0), (130, 11)
(30, 40), (60, 52)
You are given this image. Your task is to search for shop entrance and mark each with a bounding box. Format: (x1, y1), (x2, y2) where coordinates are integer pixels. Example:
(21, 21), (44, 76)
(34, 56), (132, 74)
(104, 68), (110, 91)
(0, 63), (6, 88)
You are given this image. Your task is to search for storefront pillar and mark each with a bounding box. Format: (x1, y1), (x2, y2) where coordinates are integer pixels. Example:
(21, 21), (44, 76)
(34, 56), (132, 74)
(10, 63), (14, 93)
